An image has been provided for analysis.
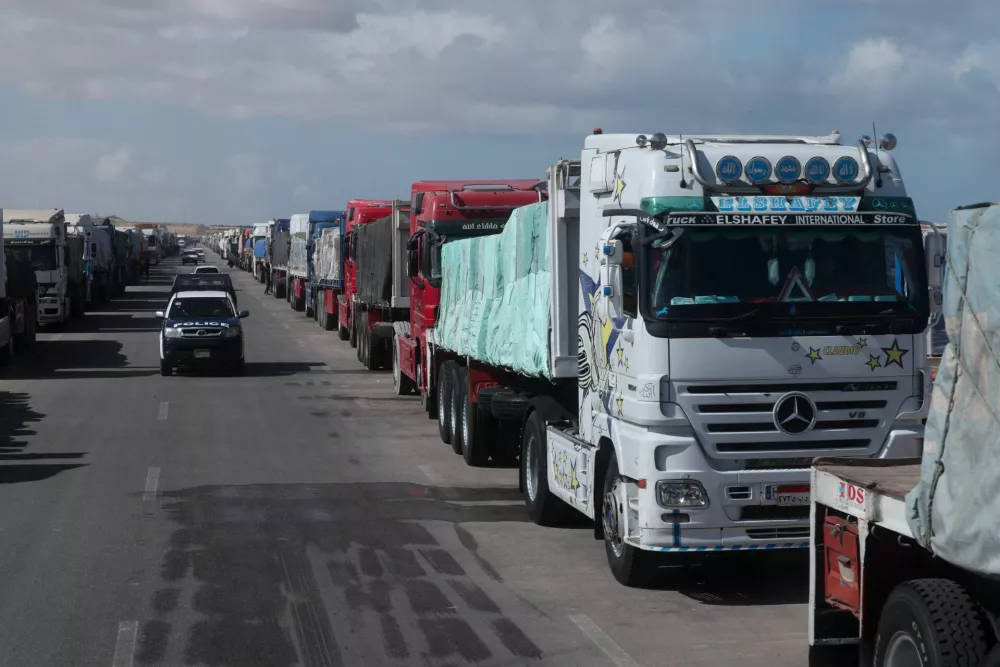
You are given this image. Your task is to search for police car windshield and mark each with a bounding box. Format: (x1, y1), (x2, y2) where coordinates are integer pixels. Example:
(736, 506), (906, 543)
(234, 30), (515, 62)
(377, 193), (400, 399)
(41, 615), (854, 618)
(648, 227), (924, 316)
(168, 297), (233, 319)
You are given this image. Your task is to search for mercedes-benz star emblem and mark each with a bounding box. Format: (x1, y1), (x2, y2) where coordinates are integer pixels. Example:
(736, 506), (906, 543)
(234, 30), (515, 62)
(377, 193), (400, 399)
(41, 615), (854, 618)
(773, 392), (817, 436)
(197, 329), (206, 336)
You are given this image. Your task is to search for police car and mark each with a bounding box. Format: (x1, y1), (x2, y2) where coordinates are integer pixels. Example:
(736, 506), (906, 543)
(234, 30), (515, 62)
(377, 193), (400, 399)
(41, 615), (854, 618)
(156, 290), (248, 376)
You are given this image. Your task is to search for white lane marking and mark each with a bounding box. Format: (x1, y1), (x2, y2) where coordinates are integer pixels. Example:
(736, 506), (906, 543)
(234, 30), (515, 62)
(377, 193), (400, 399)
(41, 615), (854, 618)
(111, 620), (138, 667)
(418, 465), (458, 498)
(157, 401), (169, 420)
(143, 467), (161, 502)
(569, 614), (642, 667)
(281, 322), (290, 330)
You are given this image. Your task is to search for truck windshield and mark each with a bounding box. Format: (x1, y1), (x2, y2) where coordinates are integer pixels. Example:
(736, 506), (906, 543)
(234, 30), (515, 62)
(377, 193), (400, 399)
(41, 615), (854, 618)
(168, 297), (234, 319)
(646, 226), (925, 317)
(11, 246), (59, 272)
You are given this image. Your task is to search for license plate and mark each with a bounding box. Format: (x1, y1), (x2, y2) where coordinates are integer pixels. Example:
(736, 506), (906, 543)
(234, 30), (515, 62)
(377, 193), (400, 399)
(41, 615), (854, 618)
(194, 349), (211, 359)
(764, 484), (810, 506)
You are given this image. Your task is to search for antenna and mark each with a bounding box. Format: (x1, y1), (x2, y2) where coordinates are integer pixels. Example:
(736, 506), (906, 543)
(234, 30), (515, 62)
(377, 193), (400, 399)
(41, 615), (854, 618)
(872, 121), (883, 188)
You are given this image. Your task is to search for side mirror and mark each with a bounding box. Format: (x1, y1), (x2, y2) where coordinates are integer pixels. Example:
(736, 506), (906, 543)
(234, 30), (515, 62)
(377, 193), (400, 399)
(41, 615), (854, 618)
(155, 311), (164, 318)
(238, 310), (250, 319)
(923, 228), (945, 315)
(406, 232), (421, 282)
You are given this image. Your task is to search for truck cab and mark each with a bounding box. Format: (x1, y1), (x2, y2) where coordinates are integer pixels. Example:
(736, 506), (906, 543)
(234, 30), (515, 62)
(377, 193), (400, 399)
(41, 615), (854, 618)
(551, 130), (932, 583)
(397, 180), (546, 410)
(2, 208), (79, 326)
(339, 200), (392, 343)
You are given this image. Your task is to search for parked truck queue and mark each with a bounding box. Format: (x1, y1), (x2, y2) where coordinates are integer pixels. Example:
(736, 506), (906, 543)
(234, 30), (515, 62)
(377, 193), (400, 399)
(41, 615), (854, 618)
(200, 127), (1000, 667)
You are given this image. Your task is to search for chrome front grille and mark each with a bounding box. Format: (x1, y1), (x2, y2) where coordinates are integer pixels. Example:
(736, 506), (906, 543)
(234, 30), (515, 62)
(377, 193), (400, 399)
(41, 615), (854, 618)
(180, 328), (223, 339)
(674, 379), (901, 458)
(745, 526), (811, 540)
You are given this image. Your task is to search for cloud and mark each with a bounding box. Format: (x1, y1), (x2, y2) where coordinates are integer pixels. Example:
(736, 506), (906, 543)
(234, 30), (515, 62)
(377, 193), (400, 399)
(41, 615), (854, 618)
(1, 1), (993, 137)
(95, 146), (133, 183)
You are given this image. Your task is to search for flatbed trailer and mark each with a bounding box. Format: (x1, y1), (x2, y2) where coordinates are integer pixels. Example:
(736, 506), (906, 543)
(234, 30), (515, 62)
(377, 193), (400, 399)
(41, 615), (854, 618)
(808, 460), (1000, 666)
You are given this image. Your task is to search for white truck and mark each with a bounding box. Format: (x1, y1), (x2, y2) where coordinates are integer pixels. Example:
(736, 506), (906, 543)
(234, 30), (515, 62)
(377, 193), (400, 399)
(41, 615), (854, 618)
(429, 130), (933, 585)
(808, 202), (1000, 667)
(2, 209), (85, 327)
(251, 221), (273, 282)
(66, 213), (114, 304)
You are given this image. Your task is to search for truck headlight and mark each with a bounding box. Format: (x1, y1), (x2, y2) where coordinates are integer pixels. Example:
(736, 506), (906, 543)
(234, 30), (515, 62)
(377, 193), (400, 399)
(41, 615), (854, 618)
(163, 327), (182, 338)
(223, 326), (241, 338)
(656, 480), (709, 509)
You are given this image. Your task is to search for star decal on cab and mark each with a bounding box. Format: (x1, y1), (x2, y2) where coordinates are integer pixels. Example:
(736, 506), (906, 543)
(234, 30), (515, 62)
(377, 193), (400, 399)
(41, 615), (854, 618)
(866, 354), (882, 372)
(613, 166), (626, 208)
(805, 347), (823, 364)
(881, 338), (909, 369)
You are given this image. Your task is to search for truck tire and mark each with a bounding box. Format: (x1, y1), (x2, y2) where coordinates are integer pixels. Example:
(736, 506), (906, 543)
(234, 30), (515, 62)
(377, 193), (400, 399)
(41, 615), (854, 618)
(393, 337), (416, 396)
(984, 644), (1000, 667)
(349, 310), (358, 348)
(491, 390), (532, 422)
(461, 386), (492, 467)
(450, 366), (467, 455)
(603, 455), (657, 587)
(0, 335), (13, 366)
(873, 579), (991, 667)
(437, 361), (455, 445)
(521, 410), (567, 526)
(322, 306), (336, 332)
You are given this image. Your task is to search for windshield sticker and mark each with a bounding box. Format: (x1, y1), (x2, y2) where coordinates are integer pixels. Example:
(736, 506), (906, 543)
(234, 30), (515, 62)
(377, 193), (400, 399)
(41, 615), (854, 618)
(881, 338), (909, 368)
(778, 266), (816, 302)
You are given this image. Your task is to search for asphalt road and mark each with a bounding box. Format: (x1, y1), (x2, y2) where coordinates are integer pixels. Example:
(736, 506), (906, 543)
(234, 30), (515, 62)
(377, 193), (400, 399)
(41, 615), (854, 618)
(0, 254), (812, 667)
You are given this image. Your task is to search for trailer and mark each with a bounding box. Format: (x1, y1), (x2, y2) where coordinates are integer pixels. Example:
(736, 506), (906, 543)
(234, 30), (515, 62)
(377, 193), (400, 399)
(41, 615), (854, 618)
(352, 200), (411, 374)
(285, 211), (344, 316)
(337, 200), (393, 345)
(313, 225), (343, 332)
(269, 219), (291, 300)
(0, 209), (38, 364)
(808, 201), (1000, 667)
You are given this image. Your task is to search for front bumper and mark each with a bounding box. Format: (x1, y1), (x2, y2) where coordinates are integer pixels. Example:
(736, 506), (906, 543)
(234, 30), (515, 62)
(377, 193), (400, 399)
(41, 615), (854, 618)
(614, 417), (923, 553)
(163, 337), (242, 364)
(38, 297), (64, 323)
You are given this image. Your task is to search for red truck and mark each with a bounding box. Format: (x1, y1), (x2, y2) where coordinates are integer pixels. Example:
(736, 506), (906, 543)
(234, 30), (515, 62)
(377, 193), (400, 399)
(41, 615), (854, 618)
(337, 200), (392, 345)
(391, 180), (546, 411)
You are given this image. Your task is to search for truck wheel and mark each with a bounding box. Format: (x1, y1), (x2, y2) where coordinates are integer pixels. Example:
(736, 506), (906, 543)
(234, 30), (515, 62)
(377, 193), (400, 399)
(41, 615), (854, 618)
(0, 335), (14, 366)
(521, 410), (567, 525)
(450, 366), (467, 455)
(603, 455), (656, 587)
(322, 307), (336, 332)
(160, 360), (171, 376)
(873, 579), (990, 667)
(984, 644), (1000, 667)
(393, 337), (416, 396)
(461, 388), (491, 467)
(437, 361), (454, 444)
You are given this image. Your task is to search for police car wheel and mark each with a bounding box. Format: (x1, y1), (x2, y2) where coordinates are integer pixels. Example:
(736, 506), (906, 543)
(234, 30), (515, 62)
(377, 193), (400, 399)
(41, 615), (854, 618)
(160, 359), (171, 376)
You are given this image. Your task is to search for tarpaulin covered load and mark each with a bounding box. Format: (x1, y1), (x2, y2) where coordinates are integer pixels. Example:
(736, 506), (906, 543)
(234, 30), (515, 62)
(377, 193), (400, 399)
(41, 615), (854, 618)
(436, 201), (551, 378)
(270, 220), (290, 266)
(253, 239), (266, 258)
(907, 203), (1000, 578)
(315, 227), (341, 283)
(355, 215), (392, 305)
(289, 213), (309, 276)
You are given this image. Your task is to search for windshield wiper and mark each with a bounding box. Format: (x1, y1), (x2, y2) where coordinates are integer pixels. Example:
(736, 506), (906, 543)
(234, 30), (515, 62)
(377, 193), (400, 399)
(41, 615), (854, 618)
(707, 308), (761, 337)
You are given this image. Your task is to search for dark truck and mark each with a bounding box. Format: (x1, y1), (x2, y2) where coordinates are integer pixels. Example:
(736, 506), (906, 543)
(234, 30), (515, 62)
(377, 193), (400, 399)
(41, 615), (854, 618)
(170, 274), (237, 309)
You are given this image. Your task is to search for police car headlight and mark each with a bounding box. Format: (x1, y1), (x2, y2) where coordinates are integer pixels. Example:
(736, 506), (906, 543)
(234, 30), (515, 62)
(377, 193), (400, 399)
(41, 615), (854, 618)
(163, 327), (182, 338)
(223, 326), (241, 338)
(656, 480), (709, 509)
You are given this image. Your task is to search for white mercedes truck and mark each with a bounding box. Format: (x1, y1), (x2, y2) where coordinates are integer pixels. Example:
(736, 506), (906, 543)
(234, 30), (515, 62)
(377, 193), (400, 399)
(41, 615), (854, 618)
(429, 130), (933, 585)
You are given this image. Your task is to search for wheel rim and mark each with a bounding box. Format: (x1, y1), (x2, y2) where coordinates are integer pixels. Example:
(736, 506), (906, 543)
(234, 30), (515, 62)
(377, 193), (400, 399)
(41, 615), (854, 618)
(603, 476), (625, 558)
(438, 377), (447, 426)
(450, 387), (459, 440)
(392, 340), (401, 391)
(525, 434), (538, 502)
(884, 631), (920, 667)
(461, 397), (470, 452)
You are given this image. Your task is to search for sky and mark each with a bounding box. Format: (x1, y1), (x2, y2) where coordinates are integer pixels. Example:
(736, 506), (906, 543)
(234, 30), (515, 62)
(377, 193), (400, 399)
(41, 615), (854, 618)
(0, 0), (997, 225)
